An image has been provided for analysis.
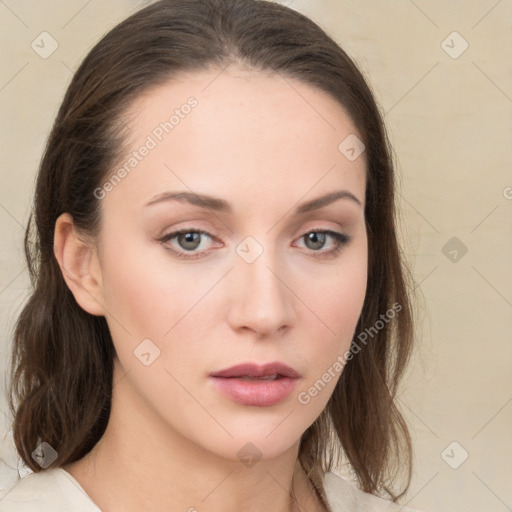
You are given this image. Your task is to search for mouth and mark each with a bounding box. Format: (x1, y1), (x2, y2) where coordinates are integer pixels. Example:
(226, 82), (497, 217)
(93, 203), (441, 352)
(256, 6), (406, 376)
(236, 374), (281, 381)
(209, 362), (301, 379)
(209, 362), (301, 407)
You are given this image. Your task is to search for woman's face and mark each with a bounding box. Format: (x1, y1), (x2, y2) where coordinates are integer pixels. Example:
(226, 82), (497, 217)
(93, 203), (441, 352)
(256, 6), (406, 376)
(93, 65), (367, 461)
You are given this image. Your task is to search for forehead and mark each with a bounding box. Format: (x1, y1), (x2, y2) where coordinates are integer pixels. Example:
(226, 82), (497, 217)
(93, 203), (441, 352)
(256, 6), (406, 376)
(106, 64), (366, 213)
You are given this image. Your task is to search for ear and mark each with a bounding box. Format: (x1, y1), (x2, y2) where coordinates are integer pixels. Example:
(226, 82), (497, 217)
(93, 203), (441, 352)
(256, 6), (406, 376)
(53, 212), (105, 316)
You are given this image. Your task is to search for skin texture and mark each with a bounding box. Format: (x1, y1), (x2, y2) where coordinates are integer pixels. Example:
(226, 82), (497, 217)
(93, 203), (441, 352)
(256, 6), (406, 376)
(54, 64), (368, 512)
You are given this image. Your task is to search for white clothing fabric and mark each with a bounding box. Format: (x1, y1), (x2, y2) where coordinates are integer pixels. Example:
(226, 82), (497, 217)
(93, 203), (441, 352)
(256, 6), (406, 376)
(0, 467), (421, 511)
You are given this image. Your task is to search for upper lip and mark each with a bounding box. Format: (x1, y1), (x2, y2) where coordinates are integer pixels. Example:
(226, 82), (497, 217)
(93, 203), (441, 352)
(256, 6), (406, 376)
(210, 362), (301, 379)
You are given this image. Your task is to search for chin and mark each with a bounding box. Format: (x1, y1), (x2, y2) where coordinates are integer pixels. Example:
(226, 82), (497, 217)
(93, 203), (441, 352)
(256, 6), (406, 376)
(194, 422), (306, 465)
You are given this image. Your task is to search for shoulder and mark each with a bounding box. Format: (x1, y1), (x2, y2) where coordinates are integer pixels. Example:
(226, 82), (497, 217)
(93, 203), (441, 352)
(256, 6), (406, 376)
(323, 471), (423, 512)
(0, 467), (100, 512)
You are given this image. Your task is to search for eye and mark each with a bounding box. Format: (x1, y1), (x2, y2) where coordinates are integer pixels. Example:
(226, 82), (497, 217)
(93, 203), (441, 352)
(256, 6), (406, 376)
(158, 229), (215, 260)
(157, 228), (351, 260)
(294, 230), (351, 259)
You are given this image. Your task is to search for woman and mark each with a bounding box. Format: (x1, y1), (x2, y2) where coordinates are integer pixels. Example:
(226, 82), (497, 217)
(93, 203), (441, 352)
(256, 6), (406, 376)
(4, 0), (419, 510)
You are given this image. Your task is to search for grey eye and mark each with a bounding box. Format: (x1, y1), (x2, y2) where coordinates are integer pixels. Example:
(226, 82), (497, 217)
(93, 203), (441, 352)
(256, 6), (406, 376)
(303, 232), (327, 250)
(176, 231), (202, 251)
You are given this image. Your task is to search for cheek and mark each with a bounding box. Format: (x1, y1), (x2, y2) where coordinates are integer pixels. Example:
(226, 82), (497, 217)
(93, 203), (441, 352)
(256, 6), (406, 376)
(98, 235), (228, 387)
(98, 234), (202, 343)
(295, 243), (367, 390)
(307, 246), (367, 340)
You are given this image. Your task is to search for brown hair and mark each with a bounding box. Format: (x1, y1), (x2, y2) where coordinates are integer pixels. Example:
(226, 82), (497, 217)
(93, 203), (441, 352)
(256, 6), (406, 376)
(8, 0), (414, 503)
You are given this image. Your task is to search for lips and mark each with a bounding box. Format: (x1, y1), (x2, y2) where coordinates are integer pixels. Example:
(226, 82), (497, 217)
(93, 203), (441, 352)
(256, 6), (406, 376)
(209, 362), (301, 407)
(209, 362), (301, 379)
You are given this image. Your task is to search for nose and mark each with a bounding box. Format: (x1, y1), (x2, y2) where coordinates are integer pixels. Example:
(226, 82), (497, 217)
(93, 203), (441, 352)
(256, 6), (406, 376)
(226, 240), (296, 338)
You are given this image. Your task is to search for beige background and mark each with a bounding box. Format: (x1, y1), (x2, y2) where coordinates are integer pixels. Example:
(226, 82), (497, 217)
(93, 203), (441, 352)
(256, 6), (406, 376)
(1, 1), (511, 511)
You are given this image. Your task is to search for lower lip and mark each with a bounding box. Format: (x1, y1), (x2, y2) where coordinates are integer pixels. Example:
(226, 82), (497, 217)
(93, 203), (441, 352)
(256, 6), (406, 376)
(209, 376), (299, 406)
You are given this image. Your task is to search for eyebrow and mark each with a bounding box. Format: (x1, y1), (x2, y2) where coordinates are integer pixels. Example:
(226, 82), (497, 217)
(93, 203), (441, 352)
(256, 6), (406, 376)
(144, 189), (362, 214)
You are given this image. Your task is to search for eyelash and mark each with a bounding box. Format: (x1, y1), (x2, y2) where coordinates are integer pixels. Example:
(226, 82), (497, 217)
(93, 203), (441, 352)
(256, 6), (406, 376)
(157, 228), (351, 260)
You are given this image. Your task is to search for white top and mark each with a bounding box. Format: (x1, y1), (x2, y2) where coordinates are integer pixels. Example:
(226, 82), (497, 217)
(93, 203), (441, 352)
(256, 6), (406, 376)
(0, 467), (422, 511)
